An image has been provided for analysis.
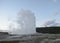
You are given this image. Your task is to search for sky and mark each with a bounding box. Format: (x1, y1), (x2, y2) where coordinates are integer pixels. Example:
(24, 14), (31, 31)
(0, 0), (60, 30)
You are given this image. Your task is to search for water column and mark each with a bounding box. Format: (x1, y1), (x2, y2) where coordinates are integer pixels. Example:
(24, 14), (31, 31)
(15, 9), (36, 34)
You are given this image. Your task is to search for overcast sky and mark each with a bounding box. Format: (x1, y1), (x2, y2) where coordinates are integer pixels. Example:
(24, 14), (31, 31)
(0, 0), (60, 30)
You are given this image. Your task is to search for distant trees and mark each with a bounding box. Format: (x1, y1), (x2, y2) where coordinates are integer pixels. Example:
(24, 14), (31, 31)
(36, 27), (60, 34)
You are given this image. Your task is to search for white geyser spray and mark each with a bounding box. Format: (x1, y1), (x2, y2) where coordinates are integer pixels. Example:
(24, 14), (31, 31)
(9, 9), (36, 35)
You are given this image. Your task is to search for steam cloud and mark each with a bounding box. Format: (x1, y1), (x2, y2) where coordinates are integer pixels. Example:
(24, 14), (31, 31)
(8, 9), (36, 35)
(43, 19), (60, 27)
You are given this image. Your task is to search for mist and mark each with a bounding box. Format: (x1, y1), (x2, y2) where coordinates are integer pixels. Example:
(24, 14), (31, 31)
(43, 19), (60, 27)
(8, 9), (36, 35)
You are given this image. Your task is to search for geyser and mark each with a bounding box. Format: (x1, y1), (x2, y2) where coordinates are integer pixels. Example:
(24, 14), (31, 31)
(10, 9), (36, 34)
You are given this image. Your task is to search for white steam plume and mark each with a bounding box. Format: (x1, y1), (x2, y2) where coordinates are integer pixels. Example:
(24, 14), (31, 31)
(43, 19), (59, 27)
(8, 9), (36, 35)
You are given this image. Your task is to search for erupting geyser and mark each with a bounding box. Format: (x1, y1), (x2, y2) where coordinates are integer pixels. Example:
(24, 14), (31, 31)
(10, 9), (36, 34)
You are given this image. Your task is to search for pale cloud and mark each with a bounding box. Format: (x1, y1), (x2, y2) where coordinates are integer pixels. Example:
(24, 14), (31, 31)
(43, 19), (56, 27)
(0, 20), (8, 30)
(42, 19), (60, 27)
(53, 0), (58, 2)
(53, 0), (57, 2)
(54, 9), (60, 16)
